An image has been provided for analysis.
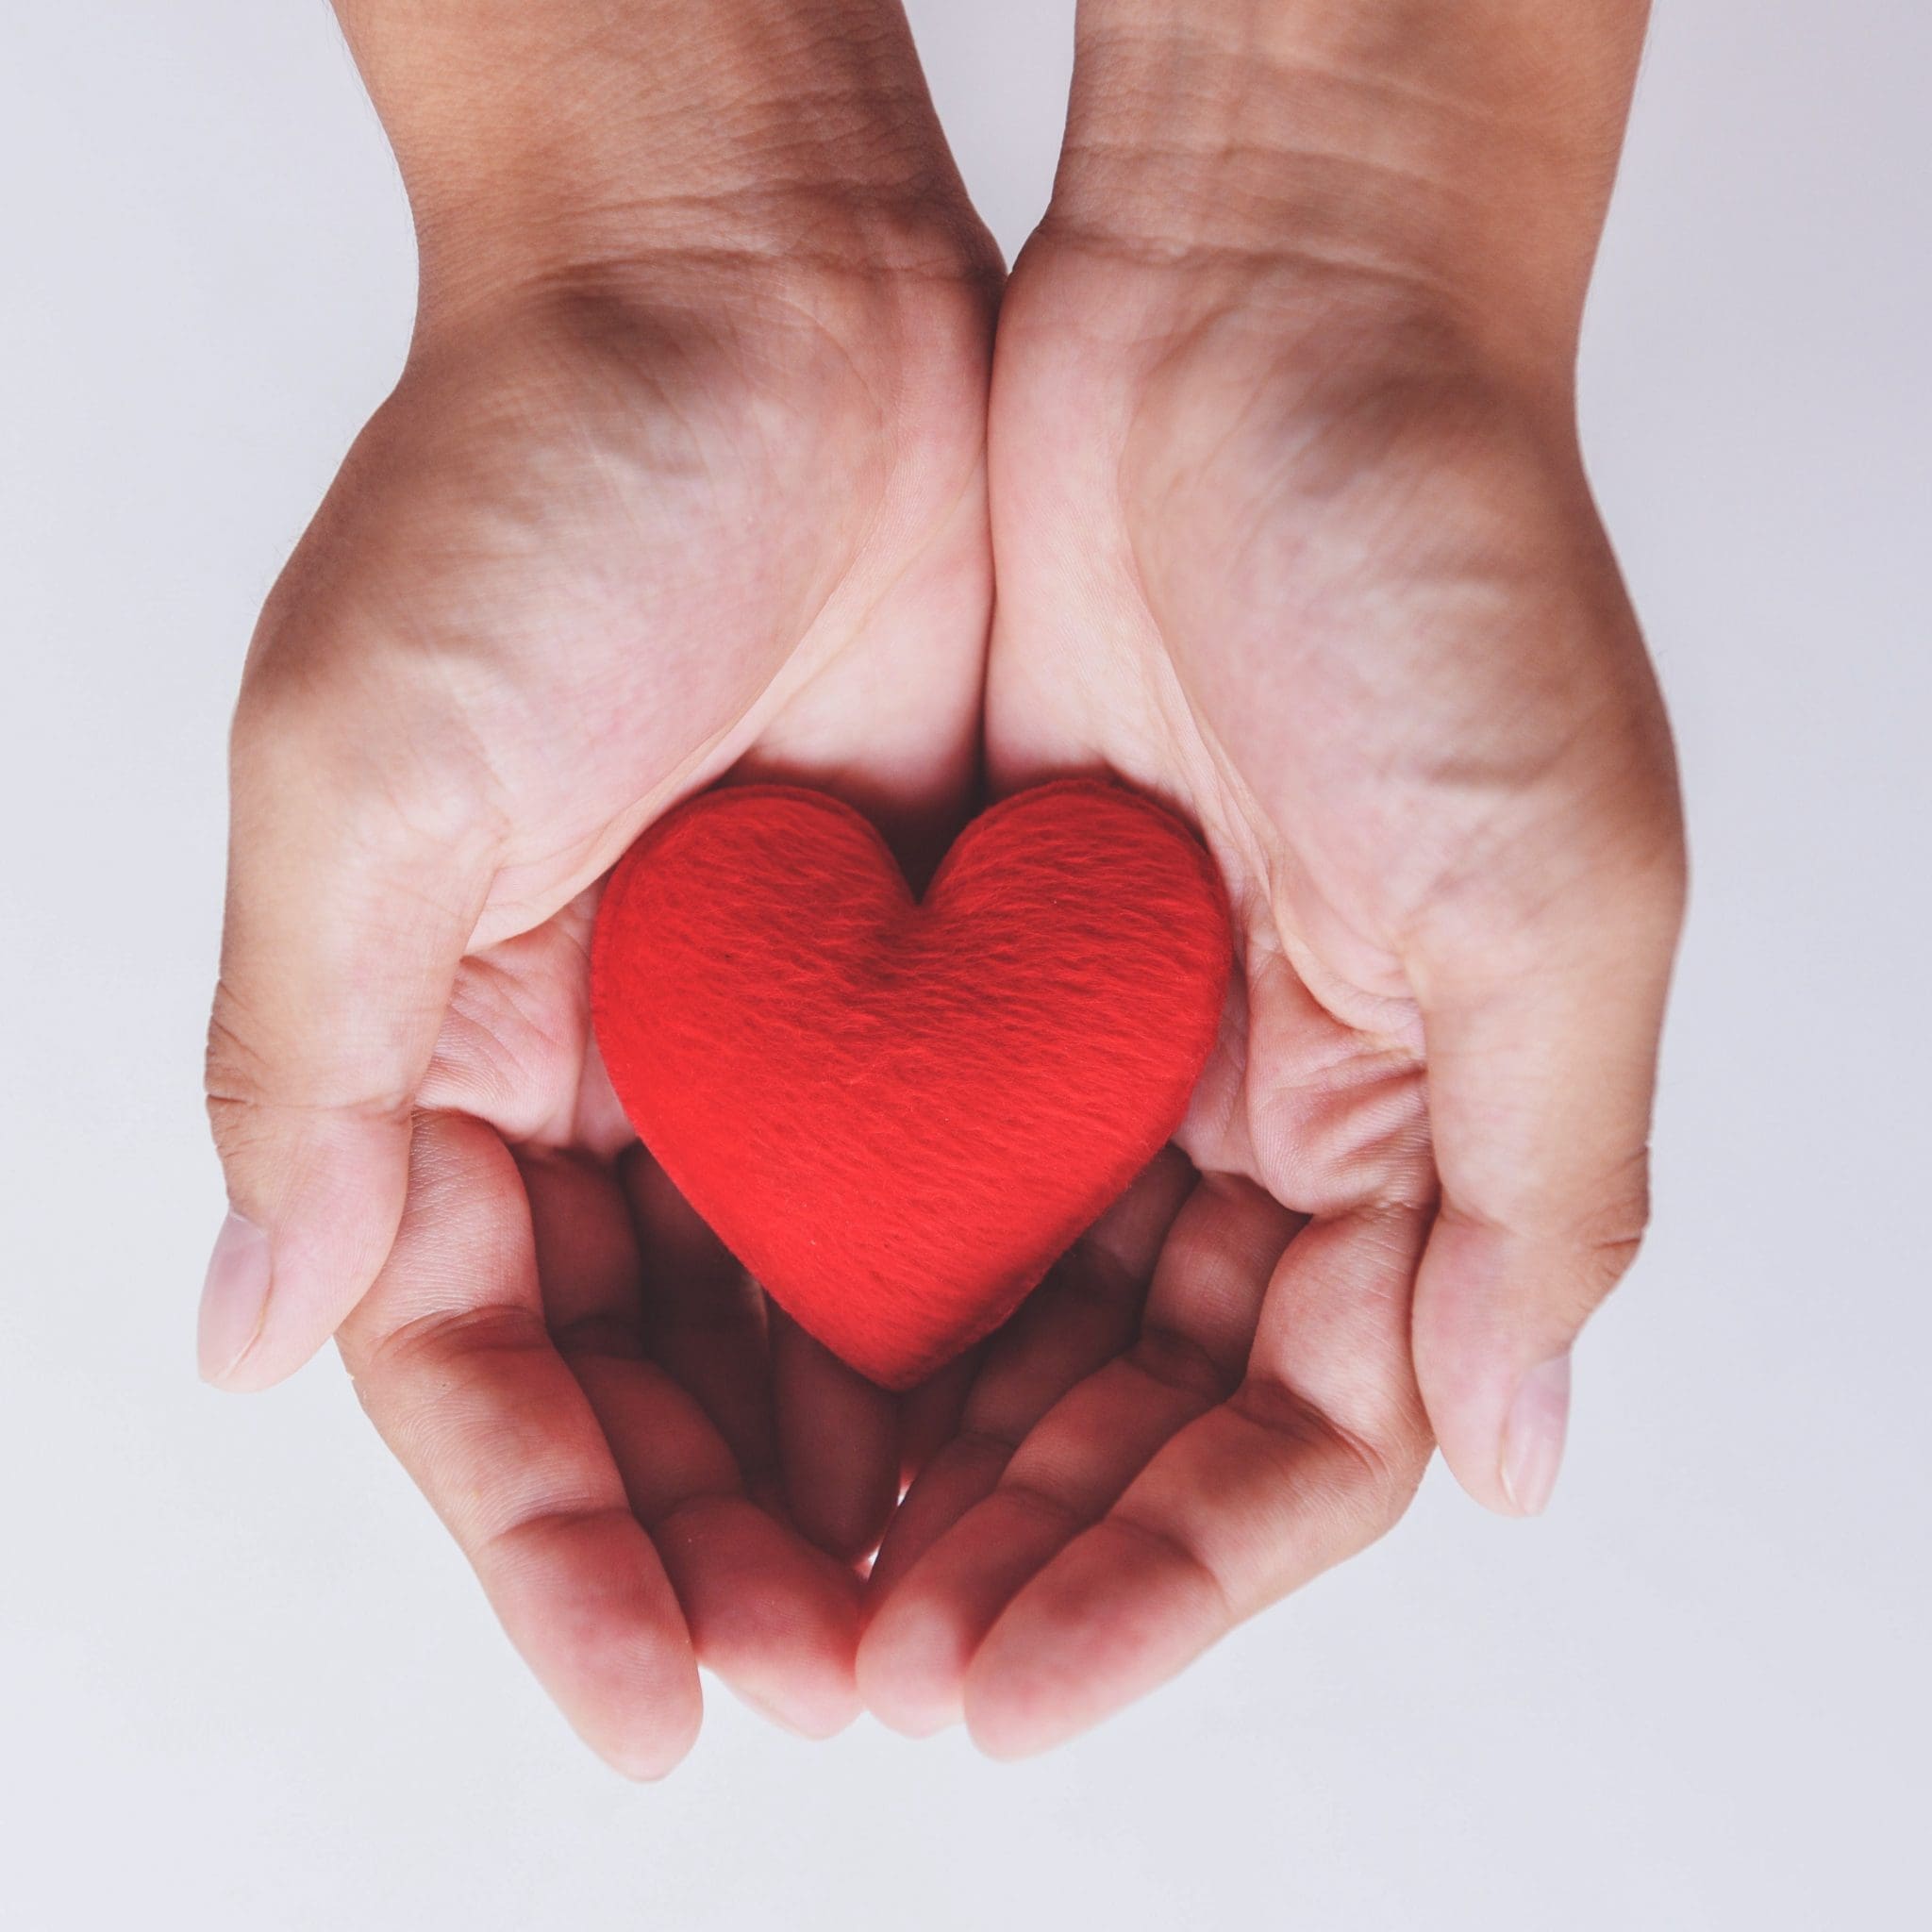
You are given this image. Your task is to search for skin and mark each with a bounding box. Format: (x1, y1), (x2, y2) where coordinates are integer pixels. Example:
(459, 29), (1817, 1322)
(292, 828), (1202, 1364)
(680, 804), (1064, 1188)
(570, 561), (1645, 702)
(202, 0), (1684, 1772)
(202, 0), (1001, 1771)
(858, 0), (1685, 1754)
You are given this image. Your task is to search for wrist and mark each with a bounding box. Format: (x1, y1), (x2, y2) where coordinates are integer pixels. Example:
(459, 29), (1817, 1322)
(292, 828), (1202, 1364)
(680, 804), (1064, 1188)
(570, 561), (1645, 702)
(1046, 0), (1649, 380)
(334, 0), (994, 317)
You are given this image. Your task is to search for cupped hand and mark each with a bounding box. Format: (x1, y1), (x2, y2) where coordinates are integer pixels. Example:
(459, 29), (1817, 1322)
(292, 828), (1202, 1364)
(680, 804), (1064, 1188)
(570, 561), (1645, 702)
(858, 225), (1685, 1754)
(202, 232), (998, 1771)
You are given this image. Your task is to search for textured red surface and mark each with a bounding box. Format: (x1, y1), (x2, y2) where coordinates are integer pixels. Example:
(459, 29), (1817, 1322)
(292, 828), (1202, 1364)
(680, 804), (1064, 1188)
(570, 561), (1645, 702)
(591, 778), (1232, 1389)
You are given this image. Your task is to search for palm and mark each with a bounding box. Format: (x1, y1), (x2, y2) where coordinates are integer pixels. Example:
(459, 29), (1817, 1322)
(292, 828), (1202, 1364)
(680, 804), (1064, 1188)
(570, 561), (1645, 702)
(860, 240), (1674, 1753)
(243, 264), (999, 1765)
(254, 278), (991, 924)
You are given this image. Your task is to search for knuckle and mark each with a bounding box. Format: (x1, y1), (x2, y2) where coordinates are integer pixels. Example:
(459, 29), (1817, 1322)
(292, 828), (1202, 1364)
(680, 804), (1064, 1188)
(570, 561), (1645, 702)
(1443, 1147), (1656, 1331)
(1547, 1154), (1655, 1322)
(1581, 1145), (1654, 1253)
(204, 988), (271, 1103)
(203, 1089), (264, 1169)
(1522, 1151), (1645, 1259)
(203, 992), (293, 1156)
(1576, 1224), (1645, 1308)
(349, 1299), (545, 1389)
(1233, 1373), (1428, 1532)
(203, 985), (418, 1159)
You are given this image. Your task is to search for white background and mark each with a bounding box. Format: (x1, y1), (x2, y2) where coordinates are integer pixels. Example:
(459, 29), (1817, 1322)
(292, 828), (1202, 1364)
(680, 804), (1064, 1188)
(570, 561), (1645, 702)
(3, 4), (1927, 1927)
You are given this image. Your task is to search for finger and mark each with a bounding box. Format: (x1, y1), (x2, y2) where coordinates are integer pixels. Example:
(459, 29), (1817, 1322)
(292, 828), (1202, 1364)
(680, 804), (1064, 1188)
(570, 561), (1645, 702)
(771, 1310), (901, 1562)
(859, 1171), (1288, 1736)
(201, 681), (493, 1391)
(339, 1113), (701, 1780)
(595, 1149), (859, 1734)
(516, 1144), (645, 1349)
(619, 1146), (777, 1505)
(575, 1352), (865, 1739)
(1409, 849), (1685, 1517)
(964, 1203), (1431, 1758)
(896, 1344), (987, 1491)
(865, 1149), (1194, 1607)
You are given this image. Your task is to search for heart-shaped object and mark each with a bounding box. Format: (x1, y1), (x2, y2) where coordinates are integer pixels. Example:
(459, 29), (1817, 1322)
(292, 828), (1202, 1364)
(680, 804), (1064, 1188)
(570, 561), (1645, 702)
(591, 777), (1232, 1389)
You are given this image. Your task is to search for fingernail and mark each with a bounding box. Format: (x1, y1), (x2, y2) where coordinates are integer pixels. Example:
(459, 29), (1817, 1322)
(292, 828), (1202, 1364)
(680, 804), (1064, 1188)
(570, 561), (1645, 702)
(197, 1209), (272, 1386)
(1500, 1352), (1572, 1516)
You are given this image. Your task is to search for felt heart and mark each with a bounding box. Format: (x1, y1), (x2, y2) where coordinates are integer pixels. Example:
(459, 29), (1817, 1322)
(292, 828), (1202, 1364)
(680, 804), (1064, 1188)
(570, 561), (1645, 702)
(591, 777), (1232, 1390)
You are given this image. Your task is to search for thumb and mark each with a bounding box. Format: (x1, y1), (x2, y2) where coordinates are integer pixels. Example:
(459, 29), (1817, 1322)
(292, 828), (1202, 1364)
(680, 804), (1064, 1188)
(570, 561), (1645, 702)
(1409, 847), (1686, 1516)
(199, 689), (493, 1391)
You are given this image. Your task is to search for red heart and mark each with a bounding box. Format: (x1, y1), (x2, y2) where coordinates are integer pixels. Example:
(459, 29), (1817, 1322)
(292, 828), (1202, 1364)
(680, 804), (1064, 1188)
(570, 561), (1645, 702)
(591, 778), (1231, 1389)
